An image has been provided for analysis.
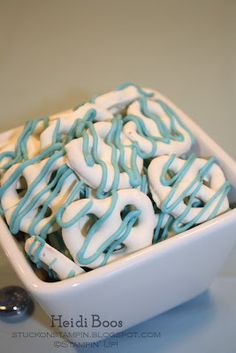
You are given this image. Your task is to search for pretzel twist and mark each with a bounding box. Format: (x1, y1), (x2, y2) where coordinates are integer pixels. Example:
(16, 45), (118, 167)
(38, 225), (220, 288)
(25, 236), (84, 280)
(148, 154), (230, 233)
(66, 118), (144, 197)
(0, 147), (86, 237)
(61, 189), (156, 269)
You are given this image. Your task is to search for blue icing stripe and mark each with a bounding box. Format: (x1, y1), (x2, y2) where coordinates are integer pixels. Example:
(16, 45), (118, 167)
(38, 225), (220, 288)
(77, 192), (141, 266)
(172, 180), (231, 233)
(140, 98), (170, 140)
(77, 191), (119, 265)
(58, 189), (142, 267)
(161, 155), (216, 213)
(123, 114), (157, 159)
(8, 150), (65, 235)
(27, 235), (45, 266)
(0, 141), (93, 240)
(78, 118), (143, 198)
(0, 151), (15, 162)
(159, 154), (231, 233)
(1, 117), (49, 171)
(57, 199), (93, 229)
(0, 143), (63, 199)
(85, 122), (108, 198)
(67, 270), (76, 278)
(82, 128), (94, 166)
(153, 212), (174, 244)
(49, 108), (97, 147)
(116, 82), (154, 97)
(56, 180), (88, 228)
(101, 209), (140, 266)
(160, 153), (196, 187)
(122, 97), (194, 158)
(20, 168), (88, 238)
(155, 99), (195, 144)
(105, 118), (120, 191)
(28, 167), (73, 238)
(11, 165), (67, 236)
(52, 119), (61, 145)
(0, 109), (97, 169)
(140, 172), (148, 194)
(112, 116), (142, 187)
(91, 82), (153, 105)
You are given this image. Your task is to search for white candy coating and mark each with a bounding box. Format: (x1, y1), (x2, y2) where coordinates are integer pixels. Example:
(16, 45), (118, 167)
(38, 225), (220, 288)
(25, 236), (83, 280)
(40, 103), (113, 150)
(0, 124), (43, 170)
(0, 83), (231, 281)
(62, 189), (156, 268)
(1, 156), (80, 235)
(123, 100), (192, 157)
(66, 121), (143, 193)
(148, 155), (229, 224)
(94, 85), (141, 114)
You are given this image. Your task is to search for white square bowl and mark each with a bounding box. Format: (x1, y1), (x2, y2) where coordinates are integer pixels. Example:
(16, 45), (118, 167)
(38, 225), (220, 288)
(1, 91), (236, 343)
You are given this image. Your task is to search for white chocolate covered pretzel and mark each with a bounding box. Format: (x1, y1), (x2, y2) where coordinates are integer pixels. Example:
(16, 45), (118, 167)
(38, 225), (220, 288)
(0, 82), (232, 282)
(123, 99), (193, 158)
(25, 236), (83, 280)
(61, 189), (156, 269)
(66, 120), (143, 197)
(0, 119), (47, 171)
(1, 153), (83, 237)
(93, 84), (145, 114)
(40, 102), (113, 150)
(148, 154), (230, 232)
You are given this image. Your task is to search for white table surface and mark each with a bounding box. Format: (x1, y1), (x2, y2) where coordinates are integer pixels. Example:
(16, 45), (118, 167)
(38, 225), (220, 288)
(0, 1), (236, 352)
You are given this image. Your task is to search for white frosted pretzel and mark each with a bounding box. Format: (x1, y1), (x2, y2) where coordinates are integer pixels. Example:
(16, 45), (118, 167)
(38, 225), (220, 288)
(1, 154), (82, 237)
(0, 121), (46, 170)
(25, 236), (83, 280)
(0, 82), (232, 284)
(0, 127), (24, 164)
(40, 84), (150, 150)
(148, 155), (230, 229)
(93, 84), (143, 114)
(40, 102), (113, 150)
(123, 99), (193, 157)
(61, 189), (156, 269)
(66, 121), (143, 196)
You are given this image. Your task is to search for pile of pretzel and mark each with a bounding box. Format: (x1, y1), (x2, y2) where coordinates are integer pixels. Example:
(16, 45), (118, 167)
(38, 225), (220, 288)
(0, 84), (231, 280)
